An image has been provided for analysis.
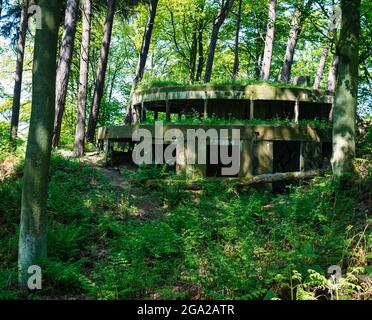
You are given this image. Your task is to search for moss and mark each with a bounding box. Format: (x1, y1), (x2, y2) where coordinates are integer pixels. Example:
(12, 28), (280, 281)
(137, 78), (315, 92)
(141, 116), (333, 129)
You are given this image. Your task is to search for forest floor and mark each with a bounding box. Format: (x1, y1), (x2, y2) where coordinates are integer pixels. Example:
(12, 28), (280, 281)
(0, 129), (371, 300)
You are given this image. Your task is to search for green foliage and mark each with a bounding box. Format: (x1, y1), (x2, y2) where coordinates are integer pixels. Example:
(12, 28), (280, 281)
(0, 151), (370, 300)
(357, 125), (372, 157)
(137, 79), (312, 91)
(141, 113), (332, 128)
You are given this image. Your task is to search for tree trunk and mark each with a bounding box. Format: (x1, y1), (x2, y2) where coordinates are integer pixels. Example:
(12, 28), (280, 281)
(189, 28), (198, 83)
(125, 0), (158, 124)
(10, 0), (29, 142)
(74, 0), (91, 157)
(279, 8), (300, 82)
(279, 0), (313, 83)
(254, 24), (263, 80)
(327, 52), (339, 91)
(140, 170), (326, 190)
(196, 27), (204, 82)
(261, 0), (276, 81)
(203, 0), (235, 83)
(313, 45), (330, 89)
(232, 0), (242, 79)
(18, 0), (62, 290)
(331, 0), (360, 183)
(0, 0), (3, 20)
(313, 14), (338, 90)
(52, 0), (79, 148)
(86, 0), (116, 143)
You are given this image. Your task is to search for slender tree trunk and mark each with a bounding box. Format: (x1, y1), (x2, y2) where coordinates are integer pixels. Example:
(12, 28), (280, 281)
(331, 0), (360, 184)
(327, 52), (339, 91)
(52, 0), (79, 148)
(189, 28), (198, 83)
(196, 27), (204, 82)
(313, 14), (338, 90)
(261, 0), (276, 81)
(204, 0), (235, 83)
(313, 45), (330, 89)
(125, 0), (158, 124)
(18, 0), (62, 290)
(279, 8), (300, 82)
(10, 0), (29, 142)
(86, 0), (116, 143)
(74, 0), (91, 157)
(279, 0), (313, 82)
(232, 0), (242, 79)
(254, 24), (264, 80)
(0, 0), (3, 20)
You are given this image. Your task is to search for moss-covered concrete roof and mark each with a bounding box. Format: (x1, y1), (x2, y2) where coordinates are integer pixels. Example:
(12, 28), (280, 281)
(132, 83), (334, 106)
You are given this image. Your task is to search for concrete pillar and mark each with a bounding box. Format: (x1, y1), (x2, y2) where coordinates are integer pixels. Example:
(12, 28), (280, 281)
(141, 101), (146, 122)
(254, 141), (273, 174)
(204, 99), (208, 119)
(300, 141), (322, 171)
(294, 99), (299, 123)
(239, 139), (254, 178)
(166, 98), (171, 122)
(180, 139), (207, 177)
(250, 96), (255, 119)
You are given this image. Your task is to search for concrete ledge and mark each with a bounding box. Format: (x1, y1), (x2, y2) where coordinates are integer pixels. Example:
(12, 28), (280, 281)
(132, 83), (334, 106)
(97, 124), (332, 143)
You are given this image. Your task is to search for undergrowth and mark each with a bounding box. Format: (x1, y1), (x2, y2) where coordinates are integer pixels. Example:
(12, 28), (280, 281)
(0, 153), (370, 300)
(0, 120), (370, 300)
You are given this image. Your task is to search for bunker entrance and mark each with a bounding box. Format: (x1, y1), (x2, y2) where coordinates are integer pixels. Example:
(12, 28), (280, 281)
(273, 141), (300, 173)
(272, 141), (301, 193)
(206, 144), (239, 178)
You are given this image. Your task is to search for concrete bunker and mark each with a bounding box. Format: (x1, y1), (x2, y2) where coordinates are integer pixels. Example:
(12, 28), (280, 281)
(98, 83), (334, 182)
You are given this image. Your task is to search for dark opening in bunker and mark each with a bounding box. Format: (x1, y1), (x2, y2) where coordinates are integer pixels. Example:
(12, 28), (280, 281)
(272, 141), (301, 193)
(206, 144), (239, 177)
(253, 100), (295, 120)
(322, 142), (332, 168)
(273, 141), (300, 173)
(299, 102), (331, 120)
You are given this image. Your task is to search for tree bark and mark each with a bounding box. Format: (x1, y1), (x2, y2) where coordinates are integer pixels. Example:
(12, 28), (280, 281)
(52, 0), (79, 148)
(125, 0), (158, 124)
(139, 170), (326, 190)
(74, 0), (91, 157)
(18, 0), (62, 290)
(232, 0), (242, 79)
(331, 0), (360, 184)
(279, 8), (300, 82)
(327, 52), (339, 91)
(261, 0), (276, 81)
(10, 0), (29, 142)
(279, 0), (313, 83)
(196, 26), (204, 82)
(313, 14), (338, 90)
(313, 44), (330, 89)
(189, 28), (198, 83)
(86, 0), (116, 143)
(203, 0), (235, 83)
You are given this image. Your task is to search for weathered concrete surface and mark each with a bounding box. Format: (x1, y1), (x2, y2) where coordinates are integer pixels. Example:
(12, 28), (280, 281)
(300, 142), (322, 171)
(239, 139), (254, 178)
(132, 83), (334, 107)
(98, 124), (332, 143)
(254, 141), (274, 175)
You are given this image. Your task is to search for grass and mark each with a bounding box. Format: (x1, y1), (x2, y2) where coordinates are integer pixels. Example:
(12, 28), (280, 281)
(140, 115), (333, 129)
(137, 78), (318, 91)
(0, 152), (370, 300)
